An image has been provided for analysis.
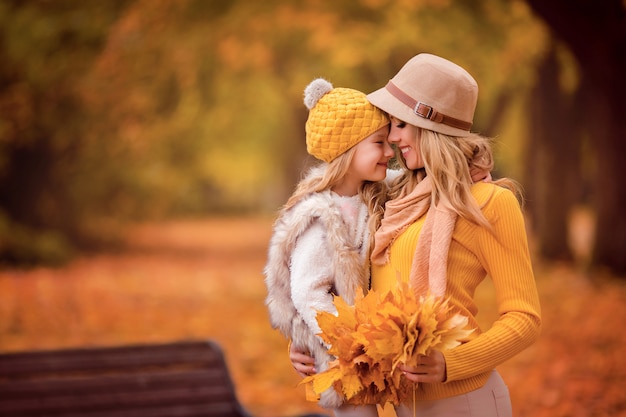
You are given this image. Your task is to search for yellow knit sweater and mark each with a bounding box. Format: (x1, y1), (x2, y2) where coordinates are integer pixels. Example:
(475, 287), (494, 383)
(371, 182), (541, 401)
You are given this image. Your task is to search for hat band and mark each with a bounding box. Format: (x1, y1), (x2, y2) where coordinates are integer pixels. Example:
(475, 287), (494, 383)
(385, 81), (472, 131)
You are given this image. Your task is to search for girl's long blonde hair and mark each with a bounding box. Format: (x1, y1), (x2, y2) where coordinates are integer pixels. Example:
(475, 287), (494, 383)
(385, 128), (521, 229)
(282, 146), (388, 252)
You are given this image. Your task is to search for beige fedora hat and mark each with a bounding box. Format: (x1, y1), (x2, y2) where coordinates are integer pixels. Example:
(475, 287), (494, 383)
(367, 53), (478, 137)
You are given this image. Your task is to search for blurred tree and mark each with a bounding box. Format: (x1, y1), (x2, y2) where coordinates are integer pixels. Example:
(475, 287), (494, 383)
(525, 0), (626, 275)
(0, 0), (133, 264)
(524, 42), (582, 262)
(0, 0), (552, 266)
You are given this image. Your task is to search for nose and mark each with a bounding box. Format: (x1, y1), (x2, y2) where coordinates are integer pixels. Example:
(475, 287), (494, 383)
(387, 127), (400, 144)
(383, 141), (394, 158)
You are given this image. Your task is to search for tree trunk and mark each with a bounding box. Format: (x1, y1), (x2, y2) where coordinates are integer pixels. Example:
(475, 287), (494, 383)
(591, 79), (626, 274)
(525, 0), (626, 275)
(525, 44), (580, 261)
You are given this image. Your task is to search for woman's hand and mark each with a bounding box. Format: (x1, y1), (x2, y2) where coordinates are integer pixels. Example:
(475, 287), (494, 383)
(398, 350), (447, 384)
(289, 344), (316, 378)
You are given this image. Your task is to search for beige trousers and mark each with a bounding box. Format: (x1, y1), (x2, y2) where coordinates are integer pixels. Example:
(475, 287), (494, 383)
(394, 370), (512, 417)
(334, 370), (512, 417)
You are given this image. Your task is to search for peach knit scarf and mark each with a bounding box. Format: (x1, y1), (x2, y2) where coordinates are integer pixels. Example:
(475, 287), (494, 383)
(371, 175), (457, 298)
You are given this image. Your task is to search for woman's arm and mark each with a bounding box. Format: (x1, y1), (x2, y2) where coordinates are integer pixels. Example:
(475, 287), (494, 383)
(444, 188), (542, 382)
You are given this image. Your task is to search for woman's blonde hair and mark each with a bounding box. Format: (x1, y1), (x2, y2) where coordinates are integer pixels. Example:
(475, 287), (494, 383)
(282, 147), (388, 251)
(386, 128), (521, 228)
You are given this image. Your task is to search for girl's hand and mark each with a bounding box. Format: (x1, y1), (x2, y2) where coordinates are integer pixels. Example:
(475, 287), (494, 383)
(289, 344), (316, 378)
(470, 167), (492, 183)
(398, 350), (447, 384)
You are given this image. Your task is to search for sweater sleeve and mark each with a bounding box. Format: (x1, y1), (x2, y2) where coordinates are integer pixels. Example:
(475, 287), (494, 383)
(443, 188), (542, 382)
(290, 221), (336, 339)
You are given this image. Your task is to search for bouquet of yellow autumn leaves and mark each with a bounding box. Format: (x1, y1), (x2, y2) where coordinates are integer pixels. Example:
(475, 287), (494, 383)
(302, 282), (474, 406)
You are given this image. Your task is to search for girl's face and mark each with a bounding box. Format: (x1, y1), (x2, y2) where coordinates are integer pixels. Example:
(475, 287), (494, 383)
(333, 125), (393, 196)
(388, 116), (423, 170)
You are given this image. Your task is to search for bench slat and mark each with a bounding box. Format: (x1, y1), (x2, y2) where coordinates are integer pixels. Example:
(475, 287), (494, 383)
(1, 369), (230, 396)
(0, 403), (240, 417)
(0, 340), (253, 417)
(0, 341), (221, 378)
(0, 372), (236, 411)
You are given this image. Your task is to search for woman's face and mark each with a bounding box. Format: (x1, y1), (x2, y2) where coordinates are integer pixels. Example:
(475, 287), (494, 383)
(388, 116), (423, 170)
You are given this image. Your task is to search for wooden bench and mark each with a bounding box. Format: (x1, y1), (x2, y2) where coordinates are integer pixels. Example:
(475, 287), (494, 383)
(0, 339), (328, 417)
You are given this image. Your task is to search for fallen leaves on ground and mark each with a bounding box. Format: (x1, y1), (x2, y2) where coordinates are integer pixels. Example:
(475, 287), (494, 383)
(0, 217), (625, 417)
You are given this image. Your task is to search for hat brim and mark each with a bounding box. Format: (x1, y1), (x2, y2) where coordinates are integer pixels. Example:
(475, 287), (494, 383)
(367, 87), (470, 137)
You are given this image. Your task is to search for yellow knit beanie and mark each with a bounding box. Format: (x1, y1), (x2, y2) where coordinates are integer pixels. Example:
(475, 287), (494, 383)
(304, 78), (389, 162)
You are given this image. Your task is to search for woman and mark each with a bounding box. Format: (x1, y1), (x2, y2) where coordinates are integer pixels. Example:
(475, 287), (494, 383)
(291, 54), (541, 417)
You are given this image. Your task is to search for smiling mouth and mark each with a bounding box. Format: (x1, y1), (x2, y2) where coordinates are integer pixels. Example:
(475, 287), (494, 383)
(399, 146), (411, 155)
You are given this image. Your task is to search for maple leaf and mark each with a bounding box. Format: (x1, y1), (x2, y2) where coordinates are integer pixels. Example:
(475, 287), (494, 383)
(307, 281), (474, 406)
(303, 365), (342, 394)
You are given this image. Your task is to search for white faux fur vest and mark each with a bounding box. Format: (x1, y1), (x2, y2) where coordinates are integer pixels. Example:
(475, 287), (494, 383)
(263, 187), (370, 408)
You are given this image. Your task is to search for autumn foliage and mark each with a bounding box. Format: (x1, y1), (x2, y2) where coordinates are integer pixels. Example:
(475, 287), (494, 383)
(1, 217), (625, 417)
(304, 285), (473, 405)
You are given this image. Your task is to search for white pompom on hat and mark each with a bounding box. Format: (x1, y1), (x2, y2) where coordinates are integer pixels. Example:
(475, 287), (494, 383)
(304, 78), (389, 162)
(304, 78), (333, 110)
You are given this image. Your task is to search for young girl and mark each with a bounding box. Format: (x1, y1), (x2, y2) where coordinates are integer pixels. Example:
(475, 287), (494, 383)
(264, 78), (392, 415)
